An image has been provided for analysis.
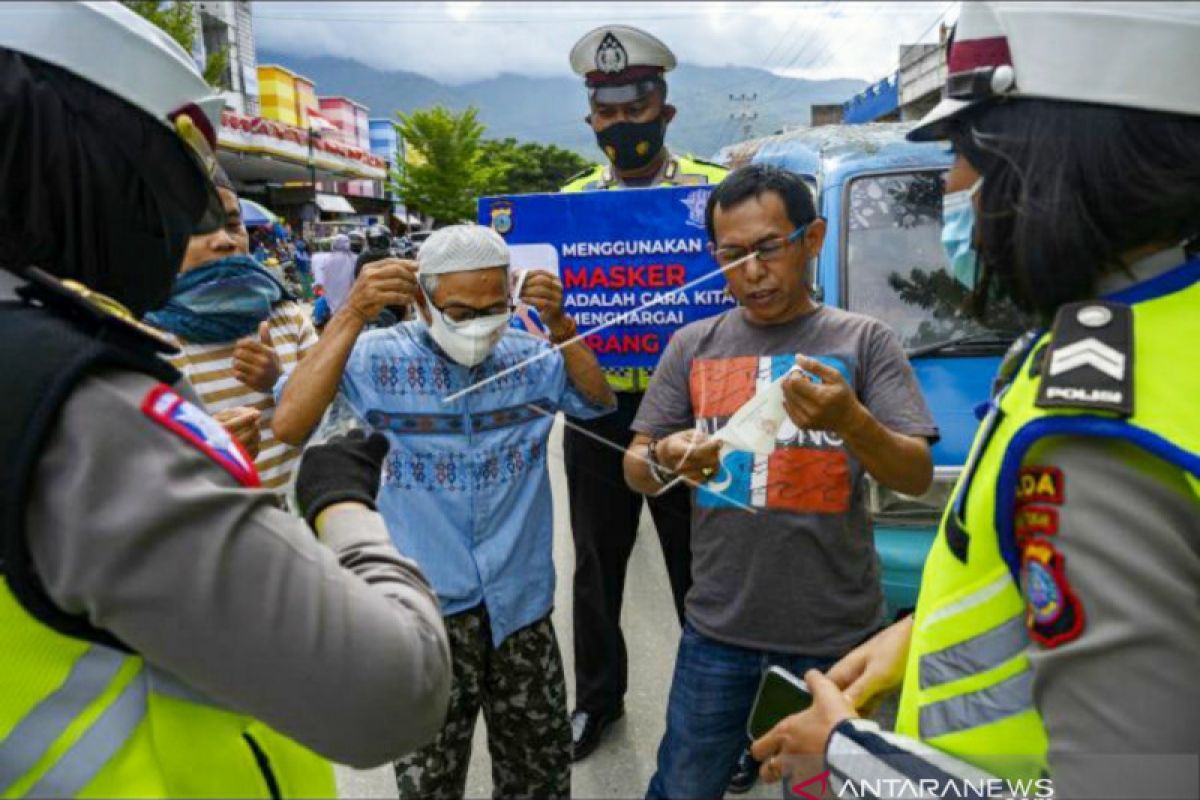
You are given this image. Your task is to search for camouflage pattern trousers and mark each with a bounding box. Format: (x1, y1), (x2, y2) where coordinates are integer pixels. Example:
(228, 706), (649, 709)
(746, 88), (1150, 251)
(394, 605), (571, 799)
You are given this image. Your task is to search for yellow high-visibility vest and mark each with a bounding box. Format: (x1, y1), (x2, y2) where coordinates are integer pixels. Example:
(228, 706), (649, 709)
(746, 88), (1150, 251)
(0, 584), (336, 798)
(896, 262), (1200, 780)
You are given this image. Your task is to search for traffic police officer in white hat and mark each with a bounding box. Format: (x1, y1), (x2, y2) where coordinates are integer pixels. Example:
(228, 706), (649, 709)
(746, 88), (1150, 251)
(0, 3), (450, 795)
(560, 23), (728, 765)
(748, 4), (1200, 798)
(565, 25), (726, 192)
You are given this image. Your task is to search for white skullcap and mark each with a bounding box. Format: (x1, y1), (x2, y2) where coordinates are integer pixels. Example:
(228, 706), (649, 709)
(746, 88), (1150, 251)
(418, 224), (510, 275)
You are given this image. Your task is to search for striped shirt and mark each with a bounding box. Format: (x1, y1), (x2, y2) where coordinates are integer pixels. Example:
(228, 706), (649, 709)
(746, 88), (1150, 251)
(163, 301), (318, 490)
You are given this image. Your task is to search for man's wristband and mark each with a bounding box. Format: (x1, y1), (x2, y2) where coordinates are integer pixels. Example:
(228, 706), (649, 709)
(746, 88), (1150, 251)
(548, 315), (578, 345)
(646, 437), (673, 485)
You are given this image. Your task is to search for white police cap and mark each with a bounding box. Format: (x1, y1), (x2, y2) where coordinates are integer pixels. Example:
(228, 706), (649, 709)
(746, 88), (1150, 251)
(909, 1), (1200, 141)
(419, 225), (510, 276)
(570, 25), (677, 104)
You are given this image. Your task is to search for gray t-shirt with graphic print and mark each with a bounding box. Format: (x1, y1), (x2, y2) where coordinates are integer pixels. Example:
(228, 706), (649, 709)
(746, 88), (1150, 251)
(633, 305), (939, 655)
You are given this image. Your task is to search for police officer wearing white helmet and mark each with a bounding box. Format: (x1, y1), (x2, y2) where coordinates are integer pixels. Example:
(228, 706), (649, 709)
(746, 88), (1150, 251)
(749, 4), (1200, 798)
(561, 24), (728, 763)
(0, 4), (451, 796)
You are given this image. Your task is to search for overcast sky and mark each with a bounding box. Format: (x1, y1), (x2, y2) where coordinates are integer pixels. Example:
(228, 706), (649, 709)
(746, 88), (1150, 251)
(252, 1), (957, 85)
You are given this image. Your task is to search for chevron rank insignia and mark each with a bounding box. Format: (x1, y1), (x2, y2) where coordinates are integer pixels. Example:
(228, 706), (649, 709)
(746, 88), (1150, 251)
(1037, 301), (1133, 416)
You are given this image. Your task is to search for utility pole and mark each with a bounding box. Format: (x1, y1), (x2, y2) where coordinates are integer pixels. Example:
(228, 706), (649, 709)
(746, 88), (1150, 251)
(306, 126), (321, 240)
(729, 92), (758, 141)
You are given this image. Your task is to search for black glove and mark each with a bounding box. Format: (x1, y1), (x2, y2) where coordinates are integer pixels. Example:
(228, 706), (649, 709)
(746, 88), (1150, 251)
(295, 429), (390, 531)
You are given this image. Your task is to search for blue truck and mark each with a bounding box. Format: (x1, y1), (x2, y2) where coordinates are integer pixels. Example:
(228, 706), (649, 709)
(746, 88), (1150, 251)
(730, 123), (1026, 616)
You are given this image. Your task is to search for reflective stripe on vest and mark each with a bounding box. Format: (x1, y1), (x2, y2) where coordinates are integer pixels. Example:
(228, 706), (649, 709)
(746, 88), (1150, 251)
(0, 579), (336, 798)
(25, 670), (148, 798)
(919, 614), (1027, 690)
(897, 263), (1200, 779)
(0, 647), (125, 793)
(561, 155), (726, 194)
(919, 668), (1034, 739)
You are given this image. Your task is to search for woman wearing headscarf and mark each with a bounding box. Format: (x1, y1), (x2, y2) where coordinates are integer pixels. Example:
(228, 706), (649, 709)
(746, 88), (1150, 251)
(0, 5), (450, 795)
(751, 4), (1200, 799)
(312, 232), (357, 315)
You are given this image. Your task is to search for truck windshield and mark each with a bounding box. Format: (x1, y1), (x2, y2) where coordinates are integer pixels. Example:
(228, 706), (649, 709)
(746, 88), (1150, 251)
(844, 170), (1027, 352)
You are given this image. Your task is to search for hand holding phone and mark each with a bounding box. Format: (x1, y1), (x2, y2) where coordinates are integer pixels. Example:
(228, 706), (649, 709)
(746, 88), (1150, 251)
(746, 665), (813, 741)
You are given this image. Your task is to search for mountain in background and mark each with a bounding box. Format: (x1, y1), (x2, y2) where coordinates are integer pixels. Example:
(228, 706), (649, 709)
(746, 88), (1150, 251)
(257, 50), (866, 160)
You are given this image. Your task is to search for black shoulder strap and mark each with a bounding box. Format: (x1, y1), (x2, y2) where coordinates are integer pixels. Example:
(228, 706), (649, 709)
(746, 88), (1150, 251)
(683, 154), (728, 170)
(1036, 300), (1134, 417)
(0, 299), (178, 650)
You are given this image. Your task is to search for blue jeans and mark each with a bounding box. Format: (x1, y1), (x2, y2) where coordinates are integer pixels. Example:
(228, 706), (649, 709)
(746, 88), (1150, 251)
(646, 623), (838, 800)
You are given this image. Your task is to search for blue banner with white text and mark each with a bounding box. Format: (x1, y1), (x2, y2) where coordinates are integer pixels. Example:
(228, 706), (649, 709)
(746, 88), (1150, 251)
(478, 186), (736, 369)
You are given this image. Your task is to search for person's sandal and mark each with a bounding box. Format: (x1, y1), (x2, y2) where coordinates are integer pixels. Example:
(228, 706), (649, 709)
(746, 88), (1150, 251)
(727, 746), (759, 794)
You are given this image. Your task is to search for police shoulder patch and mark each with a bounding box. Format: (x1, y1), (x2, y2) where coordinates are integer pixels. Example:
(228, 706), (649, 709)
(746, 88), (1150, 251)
(682, 154), (728, 170)
(1020, 538), (1085, 648)
(141, 384), (260, 488)
(1014, 504), (1059, 550)
(1037, 300), (1133, 416)
(562, 165), (602, 187)
(1016, 465), (1064, 506)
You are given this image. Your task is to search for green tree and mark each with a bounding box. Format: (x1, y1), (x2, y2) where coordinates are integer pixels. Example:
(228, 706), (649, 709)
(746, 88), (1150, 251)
(391, 106), (502, 224)
(121, 2), (230, 90)
(478, 138), (593, 195)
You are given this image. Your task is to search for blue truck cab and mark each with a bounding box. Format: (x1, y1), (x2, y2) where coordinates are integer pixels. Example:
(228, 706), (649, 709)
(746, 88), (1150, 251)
(732, 123), (1025, 617)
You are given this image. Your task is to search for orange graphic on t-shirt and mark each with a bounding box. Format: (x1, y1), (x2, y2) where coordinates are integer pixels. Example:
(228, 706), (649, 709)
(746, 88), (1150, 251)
(764, 449), (851, 514)
(690, 356), (758, 417)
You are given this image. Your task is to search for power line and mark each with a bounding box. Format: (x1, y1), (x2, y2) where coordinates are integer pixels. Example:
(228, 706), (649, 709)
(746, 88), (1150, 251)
(759, 0), (949, 112)
(755, 0), (857, 102)
(711, 5), (835, 149)
(707, 2), (949, 151)
(728, 92), (758, 141)
(710, 11), (822, 151)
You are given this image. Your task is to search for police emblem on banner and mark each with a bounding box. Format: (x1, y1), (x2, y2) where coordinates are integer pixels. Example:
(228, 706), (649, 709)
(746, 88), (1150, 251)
(680, 188), (711, 229)
(595, 31), (628, 73)
(490, 201), (514, 235)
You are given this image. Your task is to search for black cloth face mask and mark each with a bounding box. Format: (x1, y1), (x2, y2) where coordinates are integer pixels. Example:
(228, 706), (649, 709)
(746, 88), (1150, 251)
(594, 116), (666, 172)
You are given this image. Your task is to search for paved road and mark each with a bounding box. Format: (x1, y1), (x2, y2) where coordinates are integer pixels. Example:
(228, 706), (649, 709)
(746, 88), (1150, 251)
(335, 417), (779, 799)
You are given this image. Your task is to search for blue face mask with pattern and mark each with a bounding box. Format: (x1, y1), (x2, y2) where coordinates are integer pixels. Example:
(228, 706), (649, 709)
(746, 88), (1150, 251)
(941, 178), (983, 289)
(145, 255), (291, 344)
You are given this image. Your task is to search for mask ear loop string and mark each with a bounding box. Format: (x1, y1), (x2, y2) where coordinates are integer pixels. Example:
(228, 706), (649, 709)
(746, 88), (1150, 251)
(511, 268), (529, 309)
(652, 428), (703, 497)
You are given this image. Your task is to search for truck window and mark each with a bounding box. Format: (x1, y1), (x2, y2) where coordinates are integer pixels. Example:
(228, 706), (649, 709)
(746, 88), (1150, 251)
(844, 170), (1026, 350)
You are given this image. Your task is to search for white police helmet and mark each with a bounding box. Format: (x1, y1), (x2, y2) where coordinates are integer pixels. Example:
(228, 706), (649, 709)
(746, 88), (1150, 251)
(0, 0), (227, 232)
(909, 2), (1200, 141)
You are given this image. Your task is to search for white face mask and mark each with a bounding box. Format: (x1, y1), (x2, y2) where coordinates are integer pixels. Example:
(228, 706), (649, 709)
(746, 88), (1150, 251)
(711, 365), (808, 455)
(421, 286), (511, 367)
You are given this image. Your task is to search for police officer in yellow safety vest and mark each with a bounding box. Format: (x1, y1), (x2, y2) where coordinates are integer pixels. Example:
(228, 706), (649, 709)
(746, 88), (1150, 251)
(748, 3), (1200, 799)
(0, 4), (452, 798)
(559, 24), (728, 762)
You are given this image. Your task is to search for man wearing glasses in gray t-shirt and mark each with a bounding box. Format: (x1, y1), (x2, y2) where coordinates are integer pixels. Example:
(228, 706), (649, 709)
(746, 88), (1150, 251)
(625, 164), (940, 800)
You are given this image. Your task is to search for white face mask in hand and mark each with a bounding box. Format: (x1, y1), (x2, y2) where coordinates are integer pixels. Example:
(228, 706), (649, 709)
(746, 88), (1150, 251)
(712, 365), (810, 455)
(421, 286), (511, 367)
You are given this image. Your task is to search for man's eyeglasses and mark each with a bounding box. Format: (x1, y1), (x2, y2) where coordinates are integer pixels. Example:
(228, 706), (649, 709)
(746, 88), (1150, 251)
(432, 300), (515, 325)
(710, 222), (814, 268)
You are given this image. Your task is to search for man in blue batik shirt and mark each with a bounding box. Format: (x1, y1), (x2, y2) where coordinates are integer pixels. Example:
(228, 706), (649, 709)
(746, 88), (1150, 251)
(273, 224), (615, 799)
